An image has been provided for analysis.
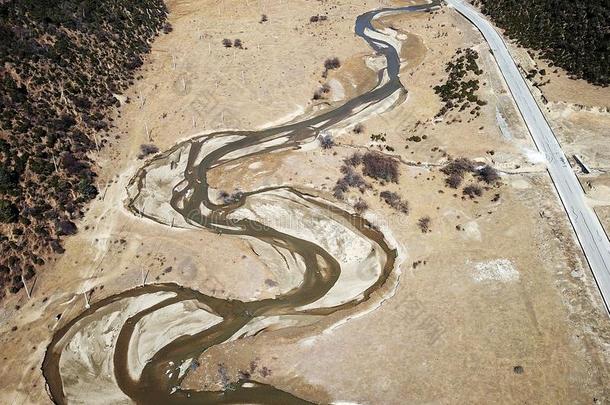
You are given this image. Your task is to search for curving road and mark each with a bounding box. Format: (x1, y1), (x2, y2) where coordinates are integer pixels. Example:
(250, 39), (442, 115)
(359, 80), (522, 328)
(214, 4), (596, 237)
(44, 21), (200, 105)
(447, 0), (610, 315)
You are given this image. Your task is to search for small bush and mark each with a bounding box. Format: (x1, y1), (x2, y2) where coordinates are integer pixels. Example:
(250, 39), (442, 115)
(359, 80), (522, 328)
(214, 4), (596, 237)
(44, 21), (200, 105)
(441, 157), (475, 177)
(219, 190), (243, 204)
(324, 57), (341, 70)
(310, 15), (328, 23)
(222, 38), (233, 48)
(320, 134), (335, 149)
(370, 133), (386, 142)
(260, 14), (268, 23)
(219, 190), (230, 203)
(417, 216), (431, 233)
(445, 173), (463, 189)
(476, 165), (500, 184)
(380, 191), (409, 214)
(353, 123), (365, 134)
(362, 152), (399, 183)
(353, 198), (368, 214)
(344, 152), (362, 167)
(138, 144), (159, 159)
(463, 184), (483, 198)
(234, 39), (243, 49)
(340, 165), (367, 190)
(230, 190), (244, 202)
(333, 179), (348, 199)
(333, 163), (369, 200)
(313, 84), (330, 100)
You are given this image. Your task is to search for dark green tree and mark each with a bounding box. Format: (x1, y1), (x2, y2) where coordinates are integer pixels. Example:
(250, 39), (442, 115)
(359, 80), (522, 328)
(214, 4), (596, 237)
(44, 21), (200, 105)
(0, 199), (18, 223)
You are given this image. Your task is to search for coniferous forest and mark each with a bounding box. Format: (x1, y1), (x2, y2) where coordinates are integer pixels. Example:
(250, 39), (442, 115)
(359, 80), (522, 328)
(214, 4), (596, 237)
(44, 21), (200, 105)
(0, 0), (168, 298)
(473, 0), (609, 86)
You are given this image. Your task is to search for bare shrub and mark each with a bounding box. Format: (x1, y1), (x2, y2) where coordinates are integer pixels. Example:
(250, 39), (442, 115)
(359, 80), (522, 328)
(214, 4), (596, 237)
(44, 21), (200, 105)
(230, 190), (244, 202)
(218, 190), (231, 203)
(313, 84), (330, 100)
(333, 179), (348, 199)
(441, 158), (499, 188)
(217, 363), (231, 390)
(340, 165), (367, 190)
(219, 190), (243, 204)
(234, 38), (243, 49)
(333, 163), (369, 200)
(417, 216), (431, 233)
(440, 157), (475, 177)
(353, 198), (368, 214)
(353, 123), (365, 134)
(362, 152), (399, 183)
(380, 191), (409, 214)
(310, 15), (328, 23)
(260, 14), (268, 23)
(463, 184), (483, 198)
(138, 144), (159, 159)
(445, 173), (463, 189)
(324, 57), (341, 70)
(344, 152), (362, 167)
(476, 165), (500, 184)
(222, 38), (232, 48)
(320, 134), (335, 149)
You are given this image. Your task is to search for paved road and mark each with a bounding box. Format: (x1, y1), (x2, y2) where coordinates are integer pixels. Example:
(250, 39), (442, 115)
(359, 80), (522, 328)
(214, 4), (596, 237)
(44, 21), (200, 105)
(447, 0), (610, 315)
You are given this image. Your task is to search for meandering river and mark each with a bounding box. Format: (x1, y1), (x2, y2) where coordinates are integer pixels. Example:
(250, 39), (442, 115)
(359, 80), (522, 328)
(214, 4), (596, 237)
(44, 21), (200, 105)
(42, 2), (438, 403)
